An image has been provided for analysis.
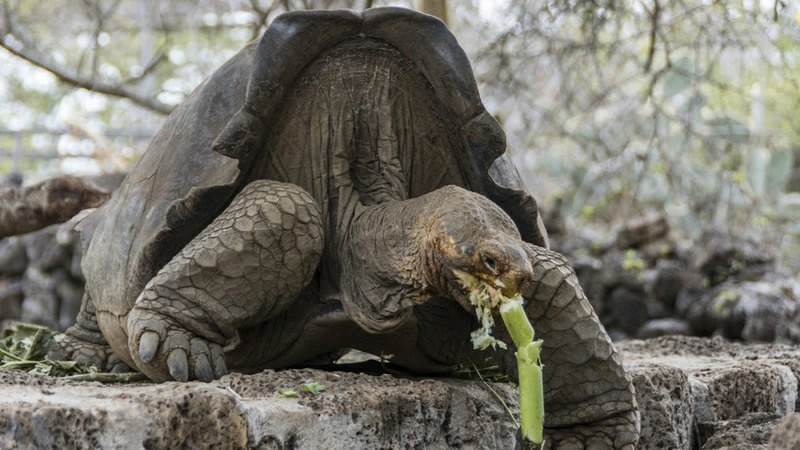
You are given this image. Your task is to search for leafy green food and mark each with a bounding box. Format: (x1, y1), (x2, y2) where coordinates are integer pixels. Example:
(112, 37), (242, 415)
(276, 381), (325, 398)
(301, 381), (325, 395)
(277, 388), (299, 398)
(0, 322), (87, 377)
(0, 321), (146, 382)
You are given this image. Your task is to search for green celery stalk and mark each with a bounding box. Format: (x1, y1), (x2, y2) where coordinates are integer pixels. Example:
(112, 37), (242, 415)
(500, 298), (544, 444)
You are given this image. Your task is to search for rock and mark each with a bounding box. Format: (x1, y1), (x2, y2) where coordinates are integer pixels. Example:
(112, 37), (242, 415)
(0, 335), (796, 448)
(691, 362), (797, 422)
(679, 279), (800, 343)
(692, 233), (774, 287)
(0, 368), (519, 449)
(698, 412), (779, 449)
(20, 226), (58, 265)
(0, 370), (248, 449)
(615, 212), (669, 250)
(605, 282), (650, 337)
(20, 266), (60, 329)
(0, 279), (23, 322)
(651, 263), (704, 312)
(0, 237), (28, 276)
(0, 176), (118, 330)
(636, 318), (693, 339)
(621, 336), (800, 449)
(0, 172), (23, 188)
(0, 224), (84, 331)
(769, 413), (800, 449)
(628, 362), (694, 450)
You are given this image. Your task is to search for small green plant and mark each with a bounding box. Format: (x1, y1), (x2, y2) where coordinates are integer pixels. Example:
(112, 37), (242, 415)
(622, 249), (645, 278)
(301, 381), (326, 395)
(277, 388), (299, 398)
(276, 381), (325, 398)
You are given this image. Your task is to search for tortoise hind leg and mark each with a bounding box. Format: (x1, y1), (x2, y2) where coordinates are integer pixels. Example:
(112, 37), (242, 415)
(126, 180), (324, 382)
(47, 291), (131, 372)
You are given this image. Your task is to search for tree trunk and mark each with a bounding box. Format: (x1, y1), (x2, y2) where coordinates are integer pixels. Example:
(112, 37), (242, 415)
(416, 0), (448, 27)
(0, 176), (109, 238)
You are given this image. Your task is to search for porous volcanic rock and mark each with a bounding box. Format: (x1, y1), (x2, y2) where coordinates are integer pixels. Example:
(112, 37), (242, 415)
(0, 368), (518, 449)
(1, 336), (798, 449)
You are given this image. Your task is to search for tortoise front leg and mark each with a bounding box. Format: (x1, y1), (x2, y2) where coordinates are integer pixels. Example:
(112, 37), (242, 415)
(126, 180), (323, 382)
(413, 244), (640, 448)
(520, 243), (639, 449)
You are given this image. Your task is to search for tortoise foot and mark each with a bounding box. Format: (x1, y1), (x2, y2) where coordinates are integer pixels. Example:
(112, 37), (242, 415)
(538, 412), (639, 450)
(48, 325), (130, 373)
(127, 304), (228, 382)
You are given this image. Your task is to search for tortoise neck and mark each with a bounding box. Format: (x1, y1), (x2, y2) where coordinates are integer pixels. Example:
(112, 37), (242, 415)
(346, 197), (433, 298)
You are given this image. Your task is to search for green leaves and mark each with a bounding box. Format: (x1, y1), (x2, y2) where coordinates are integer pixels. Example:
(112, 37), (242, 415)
(277, 388), (299, 398)
(301, 382), (326, 395)
(276, 381), (326, 398)
(0, 322), (86, 377)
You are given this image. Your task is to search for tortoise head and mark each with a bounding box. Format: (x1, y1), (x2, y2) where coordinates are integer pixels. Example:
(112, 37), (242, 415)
(424, 186), (533, 311)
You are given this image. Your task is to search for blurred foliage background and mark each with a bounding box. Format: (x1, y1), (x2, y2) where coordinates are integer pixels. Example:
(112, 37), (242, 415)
(1, 0), (799, 272)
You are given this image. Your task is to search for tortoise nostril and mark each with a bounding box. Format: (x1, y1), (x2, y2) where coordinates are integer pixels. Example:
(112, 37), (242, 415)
(502, 268), (533, 297)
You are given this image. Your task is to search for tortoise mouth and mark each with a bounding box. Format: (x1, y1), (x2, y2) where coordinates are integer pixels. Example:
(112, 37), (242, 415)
(448, 268), (512, 312)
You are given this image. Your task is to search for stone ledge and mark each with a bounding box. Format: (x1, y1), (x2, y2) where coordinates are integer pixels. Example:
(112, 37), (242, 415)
(0, 368), (518, 449)
(1, 336), (799, 449)
(620, 336), (800, 449)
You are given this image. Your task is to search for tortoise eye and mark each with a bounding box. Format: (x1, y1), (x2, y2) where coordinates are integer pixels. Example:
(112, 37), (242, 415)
(483, 254), (497, 272)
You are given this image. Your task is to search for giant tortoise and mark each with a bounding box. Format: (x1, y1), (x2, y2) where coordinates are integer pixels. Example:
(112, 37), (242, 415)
(54, 8), (639, 448)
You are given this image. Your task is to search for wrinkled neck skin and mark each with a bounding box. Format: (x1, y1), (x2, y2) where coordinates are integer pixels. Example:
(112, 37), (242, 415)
(340, 194), (441, 334)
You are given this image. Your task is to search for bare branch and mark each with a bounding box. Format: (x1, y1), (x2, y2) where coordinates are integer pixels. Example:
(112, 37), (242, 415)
(120, 50), (167, 85)
(248, 0), (281, 40)
(0, 39), (172, 114)
(643, 0), (660, 73)
(0, 3), (171, 114)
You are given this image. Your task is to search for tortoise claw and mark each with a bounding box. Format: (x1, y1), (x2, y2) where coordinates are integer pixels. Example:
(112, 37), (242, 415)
(211, 344), (228, 379)
(138, 331), (161, 363)
(190, 339), (215, 382)
(167, 348), (189, 382)
(128, 307), (228, 382)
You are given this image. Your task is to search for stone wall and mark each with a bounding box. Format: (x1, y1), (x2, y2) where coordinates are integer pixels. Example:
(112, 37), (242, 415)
(1, 336), (798, 449)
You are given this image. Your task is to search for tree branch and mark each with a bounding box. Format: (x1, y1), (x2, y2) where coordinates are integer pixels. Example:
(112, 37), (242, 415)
(0, 3), (171, 115)
(0, 40), (172, 114)
(0, 175), (109, 238)
(643, 0), (659, 73)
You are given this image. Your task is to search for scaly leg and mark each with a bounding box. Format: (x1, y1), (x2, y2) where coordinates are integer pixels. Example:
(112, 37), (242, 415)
(126, 180), (324, 381)
(410, 245), (639, 449)
(520, 243), (639, 450)
(47, 291), (131, 372)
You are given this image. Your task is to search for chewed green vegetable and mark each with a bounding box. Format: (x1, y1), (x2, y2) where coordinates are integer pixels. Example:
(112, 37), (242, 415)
(455, 270), (545, 445)
(0, 322), (147, 382)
